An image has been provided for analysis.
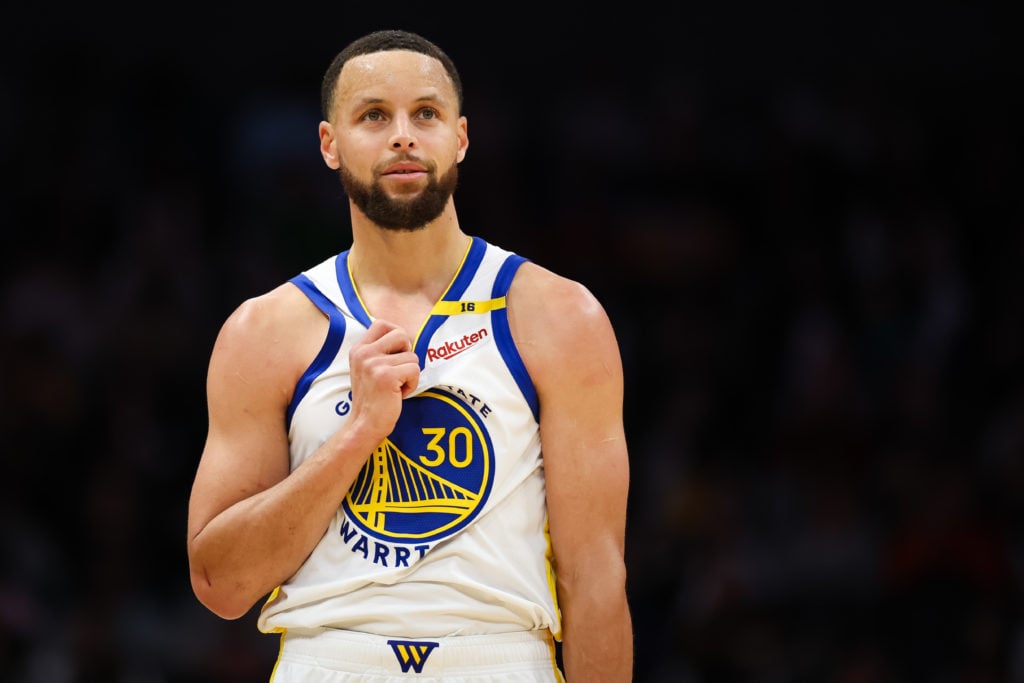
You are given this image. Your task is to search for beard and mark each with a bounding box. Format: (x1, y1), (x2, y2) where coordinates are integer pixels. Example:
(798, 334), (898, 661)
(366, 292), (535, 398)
(337, 156), (459, 231)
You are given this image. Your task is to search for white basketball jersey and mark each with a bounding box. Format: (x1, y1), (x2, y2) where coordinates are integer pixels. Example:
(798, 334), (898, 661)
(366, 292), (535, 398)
(257, 237), (561, 640)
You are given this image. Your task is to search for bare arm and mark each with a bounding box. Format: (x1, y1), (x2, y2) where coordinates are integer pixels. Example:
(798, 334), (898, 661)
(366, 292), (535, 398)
(186, 284), (419, 619)
(509, 263), (634, 681)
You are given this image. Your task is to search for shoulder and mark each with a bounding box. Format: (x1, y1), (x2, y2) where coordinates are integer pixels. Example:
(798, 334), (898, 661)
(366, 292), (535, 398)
(209, 282), (327, 391)
(508, 261), (612, 329)
(218, 282), (317, 344)
(507, 261), (622, 385)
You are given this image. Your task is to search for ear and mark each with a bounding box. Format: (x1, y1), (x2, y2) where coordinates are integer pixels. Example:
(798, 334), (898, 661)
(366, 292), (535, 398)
(455, 115), (469, 164)
(319, 121), (340, 170)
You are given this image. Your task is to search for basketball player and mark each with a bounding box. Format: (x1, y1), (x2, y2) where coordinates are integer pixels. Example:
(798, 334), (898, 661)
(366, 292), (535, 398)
(186, 29), (633, 682)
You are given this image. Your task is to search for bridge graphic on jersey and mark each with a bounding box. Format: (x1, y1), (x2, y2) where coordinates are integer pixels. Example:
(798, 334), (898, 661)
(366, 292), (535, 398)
(348, 438), (479, 532)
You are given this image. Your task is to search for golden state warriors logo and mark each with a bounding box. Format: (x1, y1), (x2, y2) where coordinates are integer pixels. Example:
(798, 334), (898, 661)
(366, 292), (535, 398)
(342, 388), (494, 543)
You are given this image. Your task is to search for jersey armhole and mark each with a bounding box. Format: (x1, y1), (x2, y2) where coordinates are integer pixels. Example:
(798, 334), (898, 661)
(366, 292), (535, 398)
(490, 255), (539, 422)
(286, 274), (348, 430)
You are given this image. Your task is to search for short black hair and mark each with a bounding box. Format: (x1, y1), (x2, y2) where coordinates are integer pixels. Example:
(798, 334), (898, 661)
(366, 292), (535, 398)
(320, 29), (463, 121)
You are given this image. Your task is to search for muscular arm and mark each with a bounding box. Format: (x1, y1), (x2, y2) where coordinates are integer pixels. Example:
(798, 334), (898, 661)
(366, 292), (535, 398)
(187, 284), (419, 619)
(509, 264), (634, 681)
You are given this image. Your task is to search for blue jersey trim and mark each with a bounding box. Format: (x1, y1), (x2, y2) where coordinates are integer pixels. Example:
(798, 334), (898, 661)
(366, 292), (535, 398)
(336, 251), (373, 328)
(491, 254), (539, 421)
(414, 236), (488, 367)
(286, 273), (348, 430)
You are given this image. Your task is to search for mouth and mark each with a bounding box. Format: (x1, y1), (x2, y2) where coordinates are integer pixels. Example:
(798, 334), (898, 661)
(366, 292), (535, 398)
(381, 167), (428, 184)
(381, 155), (429, 174)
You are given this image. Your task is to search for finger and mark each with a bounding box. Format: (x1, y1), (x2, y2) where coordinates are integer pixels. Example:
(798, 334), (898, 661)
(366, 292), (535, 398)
(361, 319), (401, 343)
(397, 360), (421, 398)
(362, 320), (413, 354)
(382, 332), (413, 355)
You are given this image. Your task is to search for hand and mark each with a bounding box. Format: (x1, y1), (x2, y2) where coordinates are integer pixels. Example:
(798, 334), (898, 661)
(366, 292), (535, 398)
(348, 319), (420, 441)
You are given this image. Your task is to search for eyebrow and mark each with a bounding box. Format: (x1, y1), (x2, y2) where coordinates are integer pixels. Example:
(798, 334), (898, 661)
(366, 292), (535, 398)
(354, 93), (446, 108)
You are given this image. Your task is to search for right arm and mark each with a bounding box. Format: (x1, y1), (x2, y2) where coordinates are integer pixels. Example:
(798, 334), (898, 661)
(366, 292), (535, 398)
(187, 285), (419, 619)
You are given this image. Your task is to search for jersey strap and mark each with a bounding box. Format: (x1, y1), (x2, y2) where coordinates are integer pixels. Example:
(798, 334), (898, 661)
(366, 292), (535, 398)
(490, 254), (539, 421)
(286, 273), (349, 430)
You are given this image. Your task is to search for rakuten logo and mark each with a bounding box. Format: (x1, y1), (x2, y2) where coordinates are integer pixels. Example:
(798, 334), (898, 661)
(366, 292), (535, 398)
(427, 328), (489, 362)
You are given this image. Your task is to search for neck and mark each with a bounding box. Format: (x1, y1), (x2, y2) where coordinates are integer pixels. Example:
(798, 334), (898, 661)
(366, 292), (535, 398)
(348, 203), (471, 295)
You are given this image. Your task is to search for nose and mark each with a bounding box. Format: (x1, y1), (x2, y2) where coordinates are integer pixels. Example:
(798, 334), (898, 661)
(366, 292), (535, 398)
(389, 115), (417, 150)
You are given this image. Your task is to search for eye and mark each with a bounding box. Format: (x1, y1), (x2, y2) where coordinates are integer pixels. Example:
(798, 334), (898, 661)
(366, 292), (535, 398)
(417, 107), (439, 120)
(362, 109), (385, 122)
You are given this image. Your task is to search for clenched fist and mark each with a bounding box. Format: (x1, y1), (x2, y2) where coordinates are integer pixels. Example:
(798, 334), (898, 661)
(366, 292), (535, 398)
(347, 319), (421, 442)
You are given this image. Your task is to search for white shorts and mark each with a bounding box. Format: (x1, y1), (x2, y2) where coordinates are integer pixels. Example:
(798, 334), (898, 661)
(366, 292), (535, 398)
(270, 628), (565, 682)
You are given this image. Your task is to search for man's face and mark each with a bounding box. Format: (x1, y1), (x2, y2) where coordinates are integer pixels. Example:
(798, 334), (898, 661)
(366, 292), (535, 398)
(319, 49), (468, 231)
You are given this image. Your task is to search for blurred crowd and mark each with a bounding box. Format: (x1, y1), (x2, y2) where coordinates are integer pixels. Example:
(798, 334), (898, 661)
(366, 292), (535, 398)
(2, 5), (1021, 682)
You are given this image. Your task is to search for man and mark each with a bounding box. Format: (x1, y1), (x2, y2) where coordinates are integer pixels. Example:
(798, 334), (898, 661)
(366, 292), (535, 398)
(186, 29), (633, 681)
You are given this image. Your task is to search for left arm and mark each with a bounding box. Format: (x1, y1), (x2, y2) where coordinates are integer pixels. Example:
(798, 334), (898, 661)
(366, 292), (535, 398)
(509, 262), (633, 682)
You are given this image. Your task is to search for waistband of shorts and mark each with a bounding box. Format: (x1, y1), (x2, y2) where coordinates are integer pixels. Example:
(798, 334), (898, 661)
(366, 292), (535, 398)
(278, 627), (557, 674)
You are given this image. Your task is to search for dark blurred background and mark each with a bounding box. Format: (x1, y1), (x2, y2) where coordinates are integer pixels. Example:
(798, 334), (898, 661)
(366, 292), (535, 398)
(3, 2), (1022, 681)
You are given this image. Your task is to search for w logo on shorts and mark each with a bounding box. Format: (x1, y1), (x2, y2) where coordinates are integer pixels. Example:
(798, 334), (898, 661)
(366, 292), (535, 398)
(387, 640), (440, 673)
